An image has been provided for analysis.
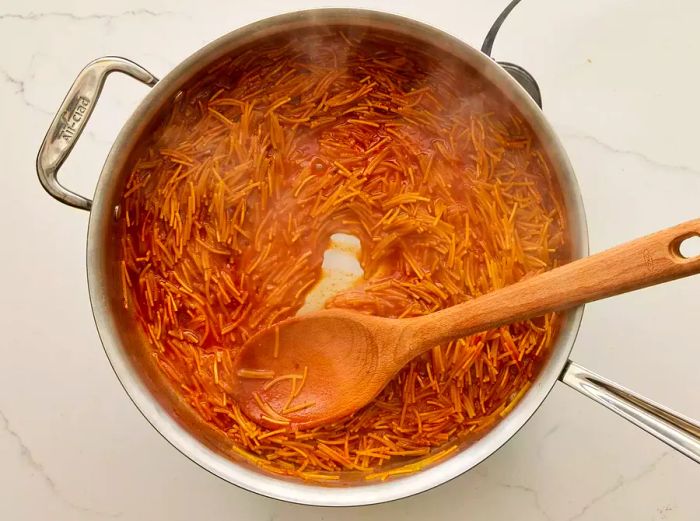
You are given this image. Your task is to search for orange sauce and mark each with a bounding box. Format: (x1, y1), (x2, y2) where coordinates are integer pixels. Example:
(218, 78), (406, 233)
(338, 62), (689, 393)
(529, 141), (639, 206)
(118, 28), (568, 482)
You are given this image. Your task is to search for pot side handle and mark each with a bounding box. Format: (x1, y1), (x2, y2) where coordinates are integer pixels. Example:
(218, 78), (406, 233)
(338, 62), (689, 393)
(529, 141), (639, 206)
(481, 0), (522, 57)
(481, 0), (543, 108)
(560, 360), (700, 463)
(36, 57), (158, 211)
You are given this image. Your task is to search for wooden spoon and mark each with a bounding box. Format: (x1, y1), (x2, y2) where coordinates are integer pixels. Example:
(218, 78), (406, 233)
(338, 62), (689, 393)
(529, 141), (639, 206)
(229, 219), (700, 429)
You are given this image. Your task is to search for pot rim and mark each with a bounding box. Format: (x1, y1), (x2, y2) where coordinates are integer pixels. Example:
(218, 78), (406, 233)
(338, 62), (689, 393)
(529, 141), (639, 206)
(87, 8), (589, 506)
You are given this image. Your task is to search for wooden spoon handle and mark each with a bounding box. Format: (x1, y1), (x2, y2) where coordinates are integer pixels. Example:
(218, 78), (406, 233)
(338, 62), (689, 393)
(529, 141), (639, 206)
(407, 219), (700, 354)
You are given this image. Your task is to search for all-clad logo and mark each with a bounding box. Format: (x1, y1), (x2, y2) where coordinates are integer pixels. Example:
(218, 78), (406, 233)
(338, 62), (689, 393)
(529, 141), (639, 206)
(60, 96), (91, 142)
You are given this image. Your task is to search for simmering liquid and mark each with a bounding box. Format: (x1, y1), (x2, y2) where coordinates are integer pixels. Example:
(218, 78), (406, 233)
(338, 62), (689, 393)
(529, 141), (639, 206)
(118, 28), (568, 482)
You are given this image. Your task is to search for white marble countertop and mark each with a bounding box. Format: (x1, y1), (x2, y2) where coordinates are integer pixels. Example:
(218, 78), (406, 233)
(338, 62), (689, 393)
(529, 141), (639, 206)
(1, 0), (698, 519)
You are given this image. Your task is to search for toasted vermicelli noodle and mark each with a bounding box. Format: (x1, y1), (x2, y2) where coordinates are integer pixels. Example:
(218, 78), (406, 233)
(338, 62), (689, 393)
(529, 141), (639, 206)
(119, 29), (568, 482)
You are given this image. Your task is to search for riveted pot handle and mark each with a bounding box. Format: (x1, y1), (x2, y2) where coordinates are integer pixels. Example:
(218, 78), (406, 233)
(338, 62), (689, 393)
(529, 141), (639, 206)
(560, 361), (700, 463)
(36, 56), (158, 211)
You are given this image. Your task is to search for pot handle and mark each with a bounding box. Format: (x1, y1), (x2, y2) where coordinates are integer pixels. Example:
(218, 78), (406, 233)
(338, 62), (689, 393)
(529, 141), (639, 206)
(36, 56), (158, 211)
(481, 0), (522, 57)
(481, 0), (543, 107)
(560, 360), (700, 463)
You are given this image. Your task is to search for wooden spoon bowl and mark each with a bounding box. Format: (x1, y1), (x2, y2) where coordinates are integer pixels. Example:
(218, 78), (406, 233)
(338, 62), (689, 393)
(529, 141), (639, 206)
(231, 311), (401, 428)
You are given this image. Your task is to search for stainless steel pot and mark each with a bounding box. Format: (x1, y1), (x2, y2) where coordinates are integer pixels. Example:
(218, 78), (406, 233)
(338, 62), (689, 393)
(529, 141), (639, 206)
(36, 7), (700, 507)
